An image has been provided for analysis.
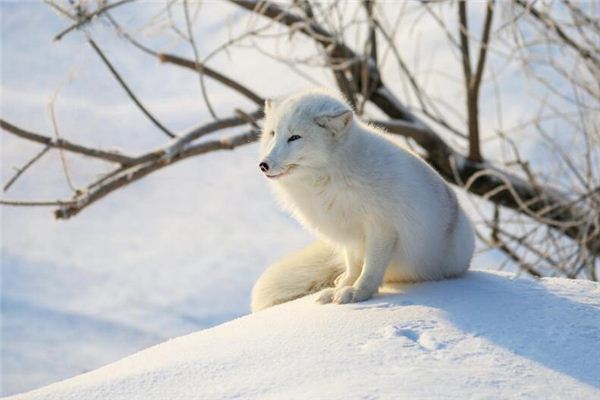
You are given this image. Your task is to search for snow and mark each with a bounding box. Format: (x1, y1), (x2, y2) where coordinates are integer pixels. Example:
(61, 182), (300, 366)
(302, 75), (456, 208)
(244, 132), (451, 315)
(7, 271), (600, 400)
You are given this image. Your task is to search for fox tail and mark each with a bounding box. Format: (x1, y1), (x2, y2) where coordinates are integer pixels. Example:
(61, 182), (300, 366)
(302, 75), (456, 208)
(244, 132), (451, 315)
(251, 241), (344, 312)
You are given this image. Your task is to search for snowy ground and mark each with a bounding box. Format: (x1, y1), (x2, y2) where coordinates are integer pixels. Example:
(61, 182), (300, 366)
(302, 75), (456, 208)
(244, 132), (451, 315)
(7, 271), (600, 400)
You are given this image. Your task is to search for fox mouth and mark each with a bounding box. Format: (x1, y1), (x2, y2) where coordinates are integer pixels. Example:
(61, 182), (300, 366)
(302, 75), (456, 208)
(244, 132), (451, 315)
(266, 165), (297, 179)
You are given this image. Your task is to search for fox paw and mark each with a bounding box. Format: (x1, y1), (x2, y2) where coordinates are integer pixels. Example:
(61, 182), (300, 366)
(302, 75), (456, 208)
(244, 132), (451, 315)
(334, 272), (355, 288)
(316, 287), (373, 305)
(316, 288), (336, 304)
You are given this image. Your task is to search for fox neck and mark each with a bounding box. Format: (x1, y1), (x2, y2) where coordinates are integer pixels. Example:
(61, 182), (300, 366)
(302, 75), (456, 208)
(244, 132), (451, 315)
(271, 126), (368, 245)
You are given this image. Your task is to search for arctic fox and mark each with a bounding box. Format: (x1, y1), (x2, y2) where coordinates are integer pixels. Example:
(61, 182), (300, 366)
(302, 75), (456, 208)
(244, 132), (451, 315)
(252, 88), (474, 312)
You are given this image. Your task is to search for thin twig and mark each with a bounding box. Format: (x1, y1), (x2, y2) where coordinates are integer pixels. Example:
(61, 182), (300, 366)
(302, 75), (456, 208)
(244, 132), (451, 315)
(145, 109), (264, 164)
(87, 37), (176, 138)
(48, 75), (78, 193)
(54, 0), (136, 41)
(3, 145), (51, 192)
(105, 11), (265, 107)
(458, 1), (472, 83)
(514, 0), (600, 70)
(158, 53), (264, 105)
(0, 199), (76, 207)
(182, 0), (218, 119)
(492, 232), (544, 277)
(1, 119), (135, 165)
(472, 0), (495, 93)
(458, 0), (484, 162)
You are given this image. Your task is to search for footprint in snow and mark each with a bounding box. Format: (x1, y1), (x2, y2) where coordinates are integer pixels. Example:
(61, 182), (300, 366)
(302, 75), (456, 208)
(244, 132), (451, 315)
(381, 325), (446, 351)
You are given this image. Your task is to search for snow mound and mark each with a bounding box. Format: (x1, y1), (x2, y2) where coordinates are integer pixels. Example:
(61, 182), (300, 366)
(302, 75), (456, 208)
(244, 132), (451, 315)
(8, 271), (600, 400)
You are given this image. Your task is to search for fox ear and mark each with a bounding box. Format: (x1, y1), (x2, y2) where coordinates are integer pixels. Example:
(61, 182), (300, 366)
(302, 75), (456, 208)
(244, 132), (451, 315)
(314, 110), (353, 136)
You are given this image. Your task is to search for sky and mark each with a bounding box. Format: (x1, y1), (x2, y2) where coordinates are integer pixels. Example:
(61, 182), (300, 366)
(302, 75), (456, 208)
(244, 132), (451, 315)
(0, 0), (582, 396)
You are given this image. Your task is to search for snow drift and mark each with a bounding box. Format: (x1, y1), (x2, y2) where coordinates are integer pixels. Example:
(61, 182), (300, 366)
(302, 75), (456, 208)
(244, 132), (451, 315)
(8, 271), (600, 400)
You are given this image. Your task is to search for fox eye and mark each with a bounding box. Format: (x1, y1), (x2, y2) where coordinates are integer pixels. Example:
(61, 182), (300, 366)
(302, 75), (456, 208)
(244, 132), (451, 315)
(288, 135), (302, 142)
(269, 131), (275, 137)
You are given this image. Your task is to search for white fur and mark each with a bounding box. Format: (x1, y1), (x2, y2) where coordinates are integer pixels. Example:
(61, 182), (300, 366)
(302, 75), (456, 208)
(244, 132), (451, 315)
(253, 88), (475, 311)
(251, 241), (344, 312)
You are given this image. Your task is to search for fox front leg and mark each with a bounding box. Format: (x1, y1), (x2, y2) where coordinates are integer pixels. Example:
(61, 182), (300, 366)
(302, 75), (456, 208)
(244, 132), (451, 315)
(317, 248), (362, 303)
(334, 247), (363, 288)
(317, 226), (396, 304)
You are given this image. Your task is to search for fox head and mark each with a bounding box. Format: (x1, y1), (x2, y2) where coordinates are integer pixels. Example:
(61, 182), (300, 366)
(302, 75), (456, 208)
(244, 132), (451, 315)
(259, 89), (354, 180)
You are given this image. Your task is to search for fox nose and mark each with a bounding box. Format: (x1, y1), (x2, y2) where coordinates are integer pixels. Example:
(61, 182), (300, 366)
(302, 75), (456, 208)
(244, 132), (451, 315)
(259, 162), (270, 172)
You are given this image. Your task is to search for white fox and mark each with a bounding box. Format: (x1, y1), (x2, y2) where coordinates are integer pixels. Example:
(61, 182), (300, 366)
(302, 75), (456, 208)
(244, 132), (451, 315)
(252, 88), (474, 312)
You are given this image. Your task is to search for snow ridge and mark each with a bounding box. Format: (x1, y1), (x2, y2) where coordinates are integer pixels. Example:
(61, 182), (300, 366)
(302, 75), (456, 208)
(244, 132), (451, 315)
(8, 271), (600, 400)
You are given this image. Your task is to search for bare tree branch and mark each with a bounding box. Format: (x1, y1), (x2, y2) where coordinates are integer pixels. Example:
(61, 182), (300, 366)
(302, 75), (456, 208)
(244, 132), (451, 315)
(5, 0), (599, 279)
(87, 37), (176, 139)
(157, 53), (264, 105)
(1, 119), (135, 165)
(458, 0), (490, 163)
(131, 109), (263, 165)
(3, 145), (51, 192)
(48, 80), (78, 193)
(54, 129), (260, 219)
(514, 0), (600, 71)
(473, 0), (495, 95)
(0, 199), (77, 207)
(228, 0), (600, 257)
(182, 0), (218, 120)
(483, 205), (544, 278)
(458, 1), (473, 84)
(53, 0), (136, 41)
